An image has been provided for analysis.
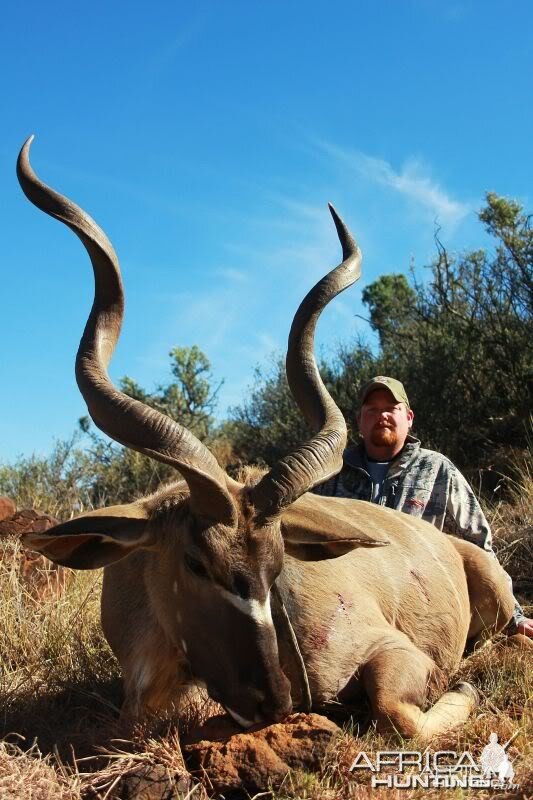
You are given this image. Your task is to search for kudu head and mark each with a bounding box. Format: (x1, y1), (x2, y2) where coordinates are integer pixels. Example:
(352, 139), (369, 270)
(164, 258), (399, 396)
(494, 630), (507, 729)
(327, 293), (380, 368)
(17, 137), (385, 726)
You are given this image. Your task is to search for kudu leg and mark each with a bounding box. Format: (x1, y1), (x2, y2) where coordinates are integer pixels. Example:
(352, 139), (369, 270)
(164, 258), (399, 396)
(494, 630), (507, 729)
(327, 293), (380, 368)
(449, 538), (515, 651)
(363, 642), (477, 745)
(102, 575), (189, 722)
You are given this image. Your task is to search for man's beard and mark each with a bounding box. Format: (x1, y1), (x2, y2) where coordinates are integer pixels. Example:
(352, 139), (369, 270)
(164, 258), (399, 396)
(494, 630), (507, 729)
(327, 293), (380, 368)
(370, 426), (398, 448)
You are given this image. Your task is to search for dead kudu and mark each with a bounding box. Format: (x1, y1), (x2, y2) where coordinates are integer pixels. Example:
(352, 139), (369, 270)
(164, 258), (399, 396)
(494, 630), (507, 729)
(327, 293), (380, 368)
(17, 137), (514, 744)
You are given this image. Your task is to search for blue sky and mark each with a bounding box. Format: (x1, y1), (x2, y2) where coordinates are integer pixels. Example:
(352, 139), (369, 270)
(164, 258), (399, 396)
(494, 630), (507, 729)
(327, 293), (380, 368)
(1, 0), (531, 462)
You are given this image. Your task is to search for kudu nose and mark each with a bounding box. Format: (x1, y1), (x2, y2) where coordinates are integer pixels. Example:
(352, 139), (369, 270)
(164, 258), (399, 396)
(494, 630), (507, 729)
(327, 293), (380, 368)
(259, 696), (293, 723)
(259, 667), (293, 722)
(259, 703), (292, 723)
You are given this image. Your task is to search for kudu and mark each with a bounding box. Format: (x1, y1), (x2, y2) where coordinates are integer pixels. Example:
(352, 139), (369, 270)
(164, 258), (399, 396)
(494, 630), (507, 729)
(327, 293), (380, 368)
(17, 137), (514, 743)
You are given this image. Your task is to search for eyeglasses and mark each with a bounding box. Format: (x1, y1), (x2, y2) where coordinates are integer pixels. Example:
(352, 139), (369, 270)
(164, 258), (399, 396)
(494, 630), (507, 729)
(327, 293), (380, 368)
(362, 404), (403, 417)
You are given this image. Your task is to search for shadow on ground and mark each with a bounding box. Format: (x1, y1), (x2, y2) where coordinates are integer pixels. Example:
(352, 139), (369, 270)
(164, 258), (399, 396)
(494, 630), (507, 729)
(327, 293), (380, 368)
(0, 677), (124, 761)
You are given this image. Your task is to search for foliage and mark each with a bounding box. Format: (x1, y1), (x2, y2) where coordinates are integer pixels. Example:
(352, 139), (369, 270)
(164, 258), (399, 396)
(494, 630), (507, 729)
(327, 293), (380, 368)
(115, 344), (222, 441)
(227, 344), (380, 467)
(75, 345), (227, 507)
(225, 357), (312, 467)
(363, 193), (533, 468)
(0, 347), (228, 517)
(361, 273), (417, 350)
(0, 435), (95, 518)
(230, 193), (532, 475)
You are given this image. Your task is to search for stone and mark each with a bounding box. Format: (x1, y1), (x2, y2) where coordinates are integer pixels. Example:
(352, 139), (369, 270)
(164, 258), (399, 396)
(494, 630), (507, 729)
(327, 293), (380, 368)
(0, 508), (58, 536)
(0, 509), (71, 600)
(0, 496), (16, 521)
(118, 764), (206, 800)
(183, 712), (341, 795)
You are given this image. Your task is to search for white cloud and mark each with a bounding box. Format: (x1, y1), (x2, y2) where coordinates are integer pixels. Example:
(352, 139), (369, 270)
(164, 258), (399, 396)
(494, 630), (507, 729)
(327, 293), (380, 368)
(315, 140), (470, 228)
(215, 267), (248, 283)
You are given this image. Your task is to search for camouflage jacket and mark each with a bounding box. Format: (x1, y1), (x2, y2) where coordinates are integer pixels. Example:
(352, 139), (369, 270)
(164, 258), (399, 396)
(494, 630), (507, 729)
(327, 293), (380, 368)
(314, 435), (525, 627)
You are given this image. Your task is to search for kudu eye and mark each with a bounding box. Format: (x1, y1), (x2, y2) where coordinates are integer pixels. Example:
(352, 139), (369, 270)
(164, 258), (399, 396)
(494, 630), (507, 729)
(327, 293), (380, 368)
(184, 553), (209, 579)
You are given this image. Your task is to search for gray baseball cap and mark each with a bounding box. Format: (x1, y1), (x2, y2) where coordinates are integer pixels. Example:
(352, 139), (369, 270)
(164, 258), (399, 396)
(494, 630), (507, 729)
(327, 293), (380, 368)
(359, 376), (410, 408)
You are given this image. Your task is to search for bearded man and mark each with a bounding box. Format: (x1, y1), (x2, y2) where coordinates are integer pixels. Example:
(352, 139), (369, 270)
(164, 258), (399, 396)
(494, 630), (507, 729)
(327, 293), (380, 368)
(314, 376), (533, 638)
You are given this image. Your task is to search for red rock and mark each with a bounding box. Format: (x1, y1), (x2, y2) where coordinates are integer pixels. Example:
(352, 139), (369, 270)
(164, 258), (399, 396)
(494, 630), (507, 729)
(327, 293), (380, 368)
(183, 712), (341, 795)
(0, 509), (72, 600)
(0, 508), (57, 536)
(0, 496), (16, 522)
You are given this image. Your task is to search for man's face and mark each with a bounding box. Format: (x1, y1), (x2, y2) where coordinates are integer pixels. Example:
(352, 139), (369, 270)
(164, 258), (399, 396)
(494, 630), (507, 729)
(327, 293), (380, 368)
(357, 388), (414, 458)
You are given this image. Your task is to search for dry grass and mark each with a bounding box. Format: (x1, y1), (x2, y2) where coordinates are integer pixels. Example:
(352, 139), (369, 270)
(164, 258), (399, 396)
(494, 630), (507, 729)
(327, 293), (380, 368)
(0, 546), (121, 762)
(0, 741), (80, 800)
(0, 477), (531, 799)
(488, 449), (533, 600)
(299, 638), (532, 800)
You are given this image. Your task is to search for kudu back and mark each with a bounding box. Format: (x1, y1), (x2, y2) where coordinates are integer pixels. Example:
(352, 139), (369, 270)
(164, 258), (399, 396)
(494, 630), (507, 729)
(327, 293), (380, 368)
(17, 138), (514, 741)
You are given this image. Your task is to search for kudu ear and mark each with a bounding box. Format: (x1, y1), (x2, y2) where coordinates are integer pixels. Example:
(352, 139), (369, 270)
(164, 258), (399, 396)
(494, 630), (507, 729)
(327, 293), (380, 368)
(22, 503), (155, 569)
(280, 493), (390, 561)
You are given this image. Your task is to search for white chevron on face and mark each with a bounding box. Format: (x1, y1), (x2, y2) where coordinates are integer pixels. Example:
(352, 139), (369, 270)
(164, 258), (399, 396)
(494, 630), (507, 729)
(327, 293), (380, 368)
(219, 587), (273, 626)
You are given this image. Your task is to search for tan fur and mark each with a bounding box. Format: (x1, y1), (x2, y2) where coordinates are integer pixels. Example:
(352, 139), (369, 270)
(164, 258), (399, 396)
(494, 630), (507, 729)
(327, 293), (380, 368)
(275, 496), (514, 742)
(448, 537), (516, 648)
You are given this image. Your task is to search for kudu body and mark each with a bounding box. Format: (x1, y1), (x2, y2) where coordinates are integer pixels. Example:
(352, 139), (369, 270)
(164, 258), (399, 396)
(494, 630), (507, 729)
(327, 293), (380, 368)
(17, 138), (514, 743)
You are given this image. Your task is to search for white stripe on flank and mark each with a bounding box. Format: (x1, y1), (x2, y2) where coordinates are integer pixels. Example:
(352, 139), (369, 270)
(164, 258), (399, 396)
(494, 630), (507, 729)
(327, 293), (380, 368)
(219, 587), (273, 626)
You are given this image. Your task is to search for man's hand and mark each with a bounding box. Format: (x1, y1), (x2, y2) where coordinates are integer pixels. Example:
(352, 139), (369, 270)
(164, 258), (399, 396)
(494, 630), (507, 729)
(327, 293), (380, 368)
(516, 617), (533, 638)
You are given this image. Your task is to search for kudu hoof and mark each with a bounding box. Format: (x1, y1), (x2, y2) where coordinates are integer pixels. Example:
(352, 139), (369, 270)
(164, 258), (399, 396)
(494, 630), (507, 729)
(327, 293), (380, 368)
(452, 681), (480, 707)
